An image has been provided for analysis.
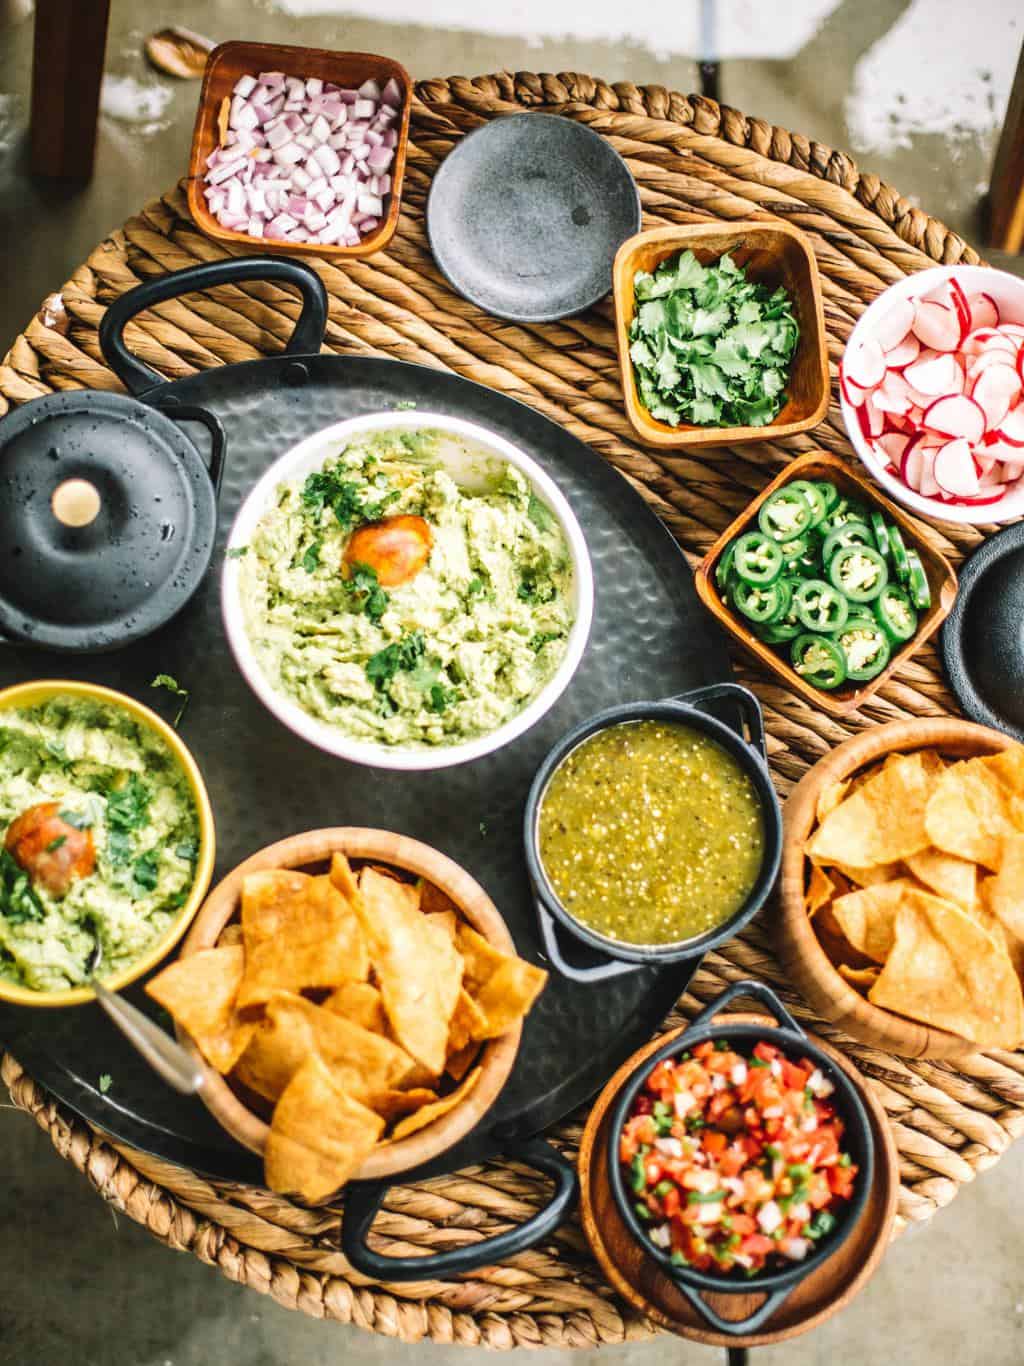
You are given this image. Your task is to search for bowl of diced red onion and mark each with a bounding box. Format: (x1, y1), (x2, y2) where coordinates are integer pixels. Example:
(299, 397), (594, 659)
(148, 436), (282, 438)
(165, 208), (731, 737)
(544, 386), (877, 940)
(187, 42), (411, 258)
(839, 266), (1024, 524)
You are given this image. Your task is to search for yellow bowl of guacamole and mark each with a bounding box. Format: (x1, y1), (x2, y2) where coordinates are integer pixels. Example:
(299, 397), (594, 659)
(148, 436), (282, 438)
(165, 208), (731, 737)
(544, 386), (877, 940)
(0, 681), (216, 1006)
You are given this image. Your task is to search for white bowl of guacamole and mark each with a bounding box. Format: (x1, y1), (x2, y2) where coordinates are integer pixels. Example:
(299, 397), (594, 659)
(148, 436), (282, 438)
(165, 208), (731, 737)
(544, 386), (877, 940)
(0, 682), (215, 1004)
(222, 412), (594, 770)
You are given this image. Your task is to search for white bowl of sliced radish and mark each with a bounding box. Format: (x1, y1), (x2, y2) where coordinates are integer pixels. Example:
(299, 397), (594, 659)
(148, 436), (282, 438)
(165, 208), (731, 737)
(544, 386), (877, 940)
(839, 266), (1024, 523)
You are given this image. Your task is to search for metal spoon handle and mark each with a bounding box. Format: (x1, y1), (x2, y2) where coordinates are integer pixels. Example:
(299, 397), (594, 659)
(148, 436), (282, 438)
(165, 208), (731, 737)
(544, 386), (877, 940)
(93, 980), (204, 1095)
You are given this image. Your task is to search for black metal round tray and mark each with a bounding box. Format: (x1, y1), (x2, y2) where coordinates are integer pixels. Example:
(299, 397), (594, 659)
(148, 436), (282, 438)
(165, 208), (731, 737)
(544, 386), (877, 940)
(0, 263), (734, 1190)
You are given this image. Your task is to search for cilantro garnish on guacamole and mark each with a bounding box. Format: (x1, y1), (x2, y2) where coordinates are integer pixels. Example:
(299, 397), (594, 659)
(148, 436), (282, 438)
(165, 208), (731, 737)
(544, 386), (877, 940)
(628, 250), (799, 428)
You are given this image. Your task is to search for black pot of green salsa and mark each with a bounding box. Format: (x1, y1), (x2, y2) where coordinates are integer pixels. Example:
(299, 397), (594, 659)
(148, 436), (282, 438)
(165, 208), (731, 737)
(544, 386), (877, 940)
(524, 683), (782, 982)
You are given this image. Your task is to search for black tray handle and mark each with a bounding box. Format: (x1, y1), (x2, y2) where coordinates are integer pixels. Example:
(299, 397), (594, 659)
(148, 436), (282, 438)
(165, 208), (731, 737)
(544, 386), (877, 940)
(160, 402), (226, 492)
(688, 978), (805, 1039)
(98, 257), (329, 396)
(535, 902), (644, 984)
(672, 1279), (794, 1337)
(673, 682), (767, 762)
(341, 1136), (578, 1281)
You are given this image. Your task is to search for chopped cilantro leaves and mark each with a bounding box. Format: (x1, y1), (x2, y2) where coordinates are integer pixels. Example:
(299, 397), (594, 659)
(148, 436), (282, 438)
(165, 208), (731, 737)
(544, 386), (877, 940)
(345, 562), (390, 623)
(133, 851), (160, 894)
(426, 681), (457, 714)
(0, 848), (44, 925)
(45, 835), (67, 853)
(225, 545), (248, 559)
(105, 774), (150, 869)
(629, 249), (799, 428)
(366, 632), (425, 689)
(517, 571), (556, 604)
(527, 492), (555, 531)
(301, 540), (322, 573)
(150, 674), (190, 728)
(301, 468), (400, 528)
(98, 1073), (113, 1094)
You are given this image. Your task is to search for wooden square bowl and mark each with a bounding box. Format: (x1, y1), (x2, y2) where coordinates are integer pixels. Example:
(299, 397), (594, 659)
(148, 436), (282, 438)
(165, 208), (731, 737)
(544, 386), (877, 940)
(778, 719), (1013, 1058)
(613, 222), (830, 447)
(186, 40), (412, 260)
(694, 452), (958, 718)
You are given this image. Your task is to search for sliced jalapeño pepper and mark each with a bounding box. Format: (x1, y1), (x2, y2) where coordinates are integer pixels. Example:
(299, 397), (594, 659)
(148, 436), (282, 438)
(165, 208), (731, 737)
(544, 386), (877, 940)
(828, 544), (889, 603)
(822, 520), (874, 563)
(779, 534), (810, 571)
(887, 525), (911, 583)
(905, 549), (931, 610)
(733, 577), (791, 624)
(733, 532), (783, 586)
(874, 584), (918, 643)
(758, 488), (813, 542)
(868, 511), (891, 561)
(814, 481), (840, 518)
(835, 621), (891, 682)
(715, 539), (738, 593)
(791, 633), (847, 690)
(793, 579), (849, 633)
(787, 480), (827, 528)
(823, 497), (868, 531)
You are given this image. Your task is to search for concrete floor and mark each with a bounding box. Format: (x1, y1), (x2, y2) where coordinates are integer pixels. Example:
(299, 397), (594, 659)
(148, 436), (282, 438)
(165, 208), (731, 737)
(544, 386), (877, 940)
(2, 1), (1024, 1363)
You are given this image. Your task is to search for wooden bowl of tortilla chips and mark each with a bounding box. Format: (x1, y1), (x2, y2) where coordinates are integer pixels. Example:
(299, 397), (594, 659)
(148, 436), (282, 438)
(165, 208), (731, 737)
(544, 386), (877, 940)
(779, 720), (1024, 1059)
(146, 827), (547, 1202)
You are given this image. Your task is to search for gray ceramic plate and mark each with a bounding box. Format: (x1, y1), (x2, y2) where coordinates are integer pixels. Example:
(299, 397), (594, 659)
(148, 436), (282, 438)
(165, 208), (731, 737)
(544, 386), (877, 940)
(426, 112), (641, 322)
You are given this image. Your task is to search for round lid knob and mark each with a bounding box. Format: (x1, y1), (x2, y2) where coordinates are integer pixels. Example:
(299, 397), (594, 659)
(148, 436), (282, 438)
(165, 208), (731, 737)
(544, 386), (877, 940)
(0, 391), (218, 651)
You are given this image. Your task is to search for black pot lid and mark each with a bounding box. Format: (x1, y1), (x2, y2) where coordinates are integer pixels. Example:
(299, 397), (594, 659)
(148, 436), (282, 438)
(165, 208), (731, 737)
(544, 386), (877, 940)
(0, 391), (218, 652)
(941, 522), (1024, 740)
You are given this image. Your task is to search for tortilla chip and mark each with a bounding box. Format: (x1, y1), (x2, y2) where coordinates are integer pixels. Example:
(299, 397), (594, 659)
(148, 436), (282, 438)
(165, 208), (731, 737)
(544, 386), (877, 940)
(813, 902), (877, 972)
(805, 864), (834, 918)
(369, 1086), (439, 1123)
(354, 867), (463, 1075)
(238, 870), (368, 1007)
(830, 860), (902, 889)
(390, 1067), (482, 1141)
(418, 879), (460, 917)
(816, 779), (850, 824)
(447, 987), (489, 1054)
(831, 881), (915, 963)
(979, 835), (1024, 976)
(146, 945), (255, 1074)
(265, 1054), (384, 1202)
(323, 981), (388, 1035)
(904, 847), (977, 911)
(445, 1041), (481, 1082)
(217, 923), (244, 947)
(328, 851), (361, 902)
(925, 746), (1024, 869)
(455, 924), (548, 1039)
(869, 895), (1024, 1048)
(838, 963), (881, 991)
(806, 752), (936, 867)
(426, 910), (459, 941)
(232, 991), (412, 1103)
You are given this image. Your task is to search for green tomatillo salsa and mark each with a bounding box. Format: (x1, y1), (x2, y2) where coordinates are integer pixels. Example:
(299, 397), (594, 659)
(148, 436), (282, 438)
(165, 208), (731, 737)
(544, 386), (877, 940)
(238, 429), (575, 747)
(0, 696), (200, 993)
(537, 720), (764, 946)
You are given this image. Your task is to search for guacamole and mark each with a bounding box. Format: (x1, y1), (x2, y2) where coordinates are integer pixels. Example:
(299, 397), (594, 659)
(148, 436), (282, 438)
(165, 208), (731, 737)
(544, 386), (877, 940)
(0, 696), (200, 993)
(238, 428), (575, 747)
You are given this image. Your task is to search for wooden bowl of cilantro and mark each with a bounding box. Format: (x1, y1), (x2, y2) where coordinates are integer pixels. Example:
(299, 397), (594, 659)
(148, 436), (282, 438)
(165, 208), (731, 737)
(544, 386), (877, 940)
(613, 222), (829, 446)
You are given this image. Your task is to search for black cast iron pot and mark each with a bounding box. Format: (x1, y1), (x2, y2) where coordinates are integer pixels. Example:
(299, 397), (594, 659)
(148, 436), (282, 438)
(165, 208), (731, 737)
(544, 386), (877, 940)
(524, 683), (783, 982)
(607, 980), (875, 1336)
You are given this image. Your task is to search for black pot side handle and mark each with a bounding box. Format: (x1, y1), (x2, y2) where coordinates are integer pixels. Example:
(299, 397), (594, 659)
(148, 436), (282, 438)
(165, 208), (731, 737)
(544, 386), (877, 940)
(687, 978), (805, 1039)
(535, 902), (642, 984)
(341, 1136), (578, 1281)
(98, 256), (329, 396)
(672, 1279), (794, 1337)
(672, 682), (767, 762)
(159, 402), (226, 493)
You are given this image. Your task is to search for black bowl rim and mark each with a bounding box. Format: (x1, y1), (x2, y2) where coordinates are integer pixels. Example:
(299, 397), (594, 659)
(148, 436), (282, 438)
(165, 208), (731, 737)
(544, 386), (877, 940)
(940, 520), (1024, 743)
(523, 696), (784, 965)
(605, 1018), (876, 1295)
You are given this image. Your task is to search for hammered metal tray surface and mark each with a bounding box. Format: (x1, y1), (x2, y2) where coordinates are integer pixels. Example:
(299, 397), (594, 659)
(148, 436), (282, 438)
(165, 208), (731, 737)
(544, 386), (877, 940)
(0, 353), (731, 1181)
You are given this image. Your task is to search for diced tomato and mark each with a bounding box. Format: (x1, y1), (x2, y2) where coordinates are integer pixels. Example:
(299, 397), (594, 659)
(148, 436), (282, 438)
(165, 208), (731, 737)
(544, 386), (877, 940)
(702, 1129), (727, 1157)
(753, 1042), (779, 1063)
(730, 1213), (756, 1236)
(661, 1187), (681, 1218)
(780, 1059), (810, 1091)
(740, 1234), (775, 1258)
(828, 1165), (857, 1199)
(648, 1061), (676, 1094)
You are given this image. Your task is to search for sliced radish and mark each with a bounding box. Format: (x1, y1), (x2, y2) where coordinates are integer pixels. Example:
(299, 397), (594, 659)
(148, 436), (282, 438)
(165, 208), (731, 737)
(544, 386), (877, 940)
(845, 336), (887, 389)
(919, 446), (941, 498)
(923, 393), (986, 444)
(967, 292), (1000, 331)
(934, 438), (980, 496)
(875, 297), (916, 351)
(952, 486), (1008, 505)
(913, 300), (961, 352)
(838, 363), (869, 408)
(981, 333), (1018, 357)
(969, 348), (1022, 381)
(861, 395), (885, 438)
(979, 459), (1006, 487)
(876, 370), (912, 412)
(904, 352), (962, 396)
(876, 432), (910, 466)
(884, 333), (920, 369)
(948, 278), (972, 342)
(994, 406), (1024, 448)
(901, 438), (925, 492)
(972, 365), (1021, 431)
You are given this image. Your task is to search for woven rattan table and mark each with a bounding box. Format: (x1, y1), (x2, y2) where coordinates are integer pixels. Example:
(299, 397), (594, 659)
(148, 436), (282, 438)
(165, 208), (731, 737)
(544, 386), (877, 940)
(2, 71), (1021, 1351)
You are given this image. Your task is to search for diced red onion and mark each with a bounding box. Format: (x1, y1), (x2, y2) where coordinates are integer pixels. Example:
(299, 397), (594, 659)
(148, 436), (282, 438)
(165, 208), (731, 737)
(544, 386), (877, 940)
(202, 68), (400, 245)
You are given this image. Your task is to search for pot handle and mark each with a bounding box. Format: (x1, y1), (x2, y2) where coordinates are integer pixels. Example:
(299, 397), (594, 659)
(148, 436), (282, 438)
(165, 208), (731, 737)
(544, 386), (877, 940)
(535, 902), (643, 983)
(688, 979), (805, 1039)
(98, 256), (329, 396)
(671, 1278), (794, 1337)
(671, 682), (767, 762)
(159, 402), (226, 493)
(340, 1135), (578, 1281)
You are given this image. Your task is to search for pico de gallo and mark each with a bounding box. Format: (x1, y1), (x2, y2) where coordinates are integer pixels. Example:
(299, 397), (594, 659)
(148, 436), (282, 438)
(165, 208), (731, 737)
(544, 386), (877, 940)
(619, 1037), (857, 1276)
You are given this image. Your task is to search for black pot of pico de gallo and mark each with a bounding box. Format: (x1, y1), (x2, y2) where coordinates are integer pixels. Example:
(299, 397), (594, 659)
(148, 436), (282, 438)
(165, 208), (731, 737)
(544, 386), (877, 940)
(607, 980), (874, 1337)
